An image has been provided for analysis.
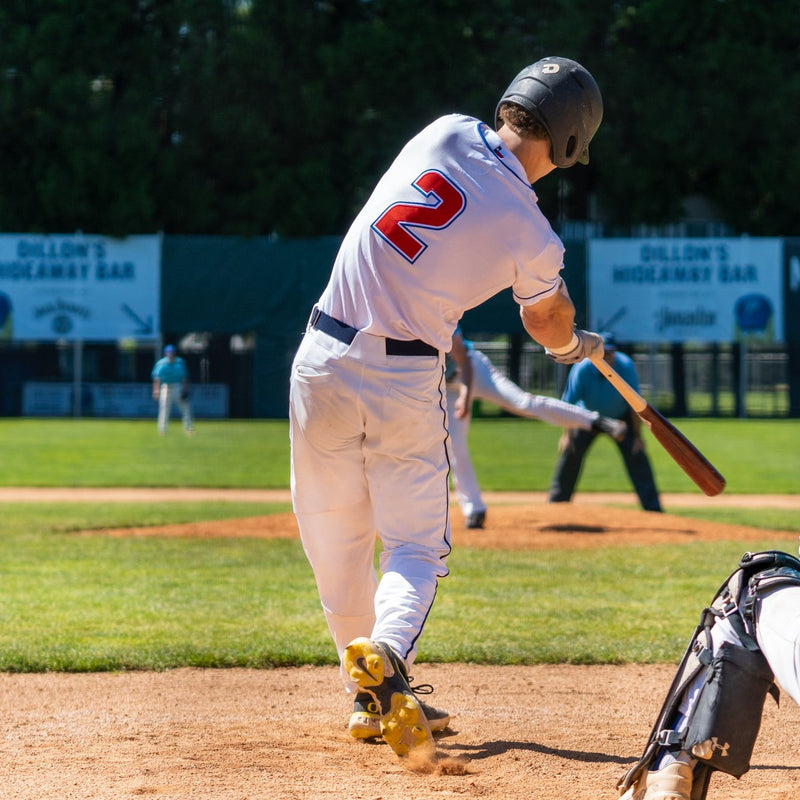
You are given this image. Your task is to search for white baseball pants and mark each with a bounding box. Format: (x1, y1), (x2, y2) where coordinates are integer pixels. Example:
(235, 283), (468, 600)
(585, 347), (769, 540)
(157, 384), (193, 434)
(290, 325), (451, 678)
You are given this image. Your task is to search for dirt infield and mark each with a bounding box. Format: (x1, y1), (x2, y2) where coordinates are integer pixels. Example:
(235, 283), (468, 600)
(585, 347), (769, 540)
(4, 495), (800, 800)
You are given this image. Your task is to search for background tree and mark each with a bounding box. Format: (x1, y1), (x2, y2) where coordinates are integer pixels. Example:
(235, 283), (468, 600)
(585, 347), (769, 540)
(0, 0), (798, 237)
(593, 0), (800, 234)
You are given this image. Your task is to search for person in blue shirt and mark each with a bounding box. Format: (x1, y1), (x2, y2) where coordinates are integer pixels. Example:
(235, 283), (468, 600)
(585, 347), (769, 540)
(548, 333), (662, 511)
(151, 344), (194, 435)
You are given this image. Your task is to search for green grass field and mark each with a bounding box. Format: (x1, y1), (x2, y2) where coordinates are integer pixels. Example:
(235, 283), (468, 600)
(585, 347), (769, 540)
(0, 417), (796, 672)
(0, 416), (796, 493)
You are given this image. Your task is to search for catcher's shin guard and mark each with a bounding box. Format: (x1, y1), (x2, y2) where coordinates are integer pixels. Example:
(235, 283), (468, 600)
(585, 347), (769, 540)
(682, 640), (774, 777)
(618, 551), (800, 800)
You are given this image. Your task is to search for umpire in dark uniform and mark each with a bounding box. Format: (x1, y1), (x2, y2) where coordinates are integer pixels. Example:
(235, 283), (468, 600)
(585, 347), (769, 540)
(548, 333), (662, 512)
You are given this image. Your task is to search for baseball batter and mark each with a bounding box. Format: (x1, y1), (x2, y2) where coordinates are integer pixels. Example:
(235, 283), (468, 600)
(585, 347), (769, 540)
(289, 56), (605, 760)
(446, 327), (626, 528)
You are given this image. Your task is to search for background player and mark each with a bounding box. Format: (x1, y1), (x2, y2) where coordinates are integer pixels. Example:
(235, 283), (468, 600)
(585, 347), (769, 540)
(447, 327), (626, 528)
(289, 56), (605, 761)
(549, 333), (662, 511)
(151, 344), (194, 436)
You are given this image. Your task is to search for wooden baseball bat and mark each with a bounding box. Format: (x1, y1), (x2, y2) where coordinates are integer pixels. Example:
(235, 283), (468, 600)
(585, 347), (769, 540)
(589, 354), (726, 496)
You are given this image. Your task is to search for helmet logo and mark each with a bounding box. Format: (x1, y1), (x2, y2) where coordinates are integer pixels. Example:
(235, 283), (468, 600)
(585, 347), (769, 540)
(542, 64), (560, 74)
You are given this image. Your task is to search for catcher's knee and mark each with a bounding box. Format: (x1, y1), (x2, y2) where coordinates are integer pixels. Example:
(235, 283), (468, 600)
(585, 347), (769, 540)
(671, 552), (800, 778)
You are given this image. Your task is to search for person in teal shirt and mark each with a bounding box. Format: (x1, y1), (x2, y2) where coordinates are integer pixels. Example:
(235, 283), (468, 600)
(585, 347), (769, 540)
(548, 333), (661, 511)
(151, 344), (194, 435)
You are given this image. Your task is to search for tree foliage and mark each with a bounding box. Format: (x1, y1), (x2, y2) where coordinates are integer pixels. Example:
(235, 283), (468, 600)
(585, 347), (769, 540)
(0, 0), (798, 237)
(595, 0), (800, 234)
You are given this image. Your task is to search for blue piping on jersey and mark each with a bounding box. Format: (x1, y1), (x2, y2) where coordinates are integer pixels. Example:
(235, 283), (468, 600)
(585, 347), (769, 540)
(477, 121), (534, 190)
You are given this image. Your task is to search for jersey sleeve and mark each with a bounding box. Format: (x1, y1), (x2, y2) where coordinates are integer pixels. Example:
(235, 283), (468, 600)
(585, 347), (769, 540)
(511, 235), (565, 307)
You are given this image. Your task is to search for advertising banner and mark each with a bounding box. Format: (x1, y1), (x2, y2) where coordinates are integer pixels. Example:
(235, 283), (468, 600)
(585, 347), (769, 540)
(0, 233), (161, 341)
(588, 238), (783, 343)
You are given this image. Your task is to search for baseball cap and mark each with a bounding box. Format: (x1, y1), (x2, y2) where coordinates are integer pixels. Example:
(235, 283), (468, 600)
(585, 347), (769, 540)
(599, 332), (617, 350)
(164, 345), (176, 355)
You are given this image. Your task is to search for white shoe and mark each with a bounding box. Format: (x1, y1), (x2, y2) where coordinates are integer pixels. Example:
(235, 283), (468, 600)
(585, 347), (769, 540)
(619, 761), (692, 800)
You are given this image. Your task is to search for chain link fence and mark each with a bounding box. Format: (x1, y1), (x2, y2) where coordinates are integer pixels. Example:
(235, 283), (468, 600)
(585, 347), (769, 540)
(471, 337), (790, 418)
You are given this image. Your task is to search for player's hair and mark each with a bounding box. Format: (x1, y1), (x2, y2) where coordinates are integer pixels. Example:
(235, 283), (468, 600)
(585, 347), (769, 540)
(496, 102), (549, 141)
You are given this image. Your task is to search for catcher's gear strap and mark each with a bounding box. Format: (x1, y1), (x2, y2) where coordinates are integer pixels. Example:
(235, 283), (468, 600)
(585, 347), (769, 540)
(617, 550), (800, 798)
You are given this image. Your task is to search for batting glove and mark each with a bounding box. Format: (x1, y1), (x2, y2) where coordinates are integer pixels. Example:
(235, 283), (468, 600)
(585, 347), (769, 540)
(545, 330), (604, 364)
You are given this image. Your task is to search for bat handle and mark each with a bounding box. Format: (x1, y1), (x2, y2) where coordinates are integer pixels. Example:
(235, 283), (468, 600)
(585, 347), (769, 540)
(588, 353), (647, 413)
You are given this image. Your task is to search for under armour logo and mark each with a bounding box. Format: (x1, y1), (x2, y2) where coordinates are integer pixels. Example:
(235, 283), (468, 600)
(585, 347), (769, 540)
(692, 736), (731, 760)
(542, 64), (560, 74)
(709, 737), (730, 757)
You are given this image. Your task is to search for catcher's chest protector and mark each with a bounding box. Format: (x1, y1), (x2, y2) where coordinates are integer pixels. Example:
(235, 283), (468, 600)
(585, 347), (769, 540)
(618, 550), (800, 800)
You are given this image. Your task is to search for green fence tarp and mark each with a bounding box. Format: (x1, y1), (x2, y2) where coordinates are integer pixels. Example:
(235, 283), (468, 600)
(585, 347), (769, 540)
(161, 236), (589, 418)
(162, 235), (340, 417)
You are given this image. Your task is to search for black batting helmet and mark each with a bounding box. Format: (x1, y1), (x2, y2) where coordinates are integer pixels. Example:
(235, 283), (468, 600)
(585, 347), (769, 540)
(495, 56), (603, 168)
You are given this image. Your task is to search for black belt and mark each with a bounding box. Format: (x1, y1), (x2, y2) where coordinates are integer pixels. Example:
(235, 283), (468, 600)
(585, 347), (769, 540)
(309, 307), (438, 357)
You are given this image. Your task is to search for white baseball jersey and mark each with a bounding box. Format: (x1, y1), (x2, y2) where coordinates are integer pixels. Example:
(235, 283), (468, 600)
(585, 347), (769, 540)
(317, 114), (565, 351)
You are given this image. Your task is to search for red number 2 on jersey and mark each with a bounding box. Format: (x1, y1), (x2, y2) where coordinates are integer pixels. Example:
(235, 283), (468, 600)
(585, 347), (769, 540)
(371, 170), (467, 263)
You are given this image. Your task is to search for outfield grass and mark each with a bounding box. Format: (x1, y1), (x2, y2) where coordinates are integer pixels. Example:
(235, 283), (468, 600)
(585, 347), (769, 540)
(0, 416), (796, 671)
(0, 419), (291, 487)
(0, 416), (798, 492)
(466, 417), (800, 494)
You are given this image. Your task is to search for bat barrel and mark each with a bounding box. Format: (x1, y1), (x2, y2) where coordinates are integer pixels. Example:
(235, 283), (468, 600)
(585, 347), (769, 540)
(589, 353), (725, 497)
(639, 407), (726, 496)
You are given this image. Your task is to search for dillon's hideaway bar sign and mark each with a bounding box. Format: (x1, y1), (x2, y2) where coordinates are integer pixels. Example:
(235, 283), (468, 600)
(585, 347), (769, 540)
(588, 237), (783, 344)
(0, 233), (161, 341)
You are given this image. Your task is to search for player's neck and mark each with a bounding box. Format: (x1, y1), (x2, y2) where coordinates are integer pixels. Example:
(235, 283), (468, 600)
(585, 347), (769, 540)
(498, 127), (556, 184)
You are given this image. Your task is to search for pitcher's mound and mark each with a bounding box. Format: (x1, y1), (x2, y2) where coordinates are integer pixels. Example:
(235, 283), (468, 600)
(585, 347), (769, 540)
(92, 503), (797, 551)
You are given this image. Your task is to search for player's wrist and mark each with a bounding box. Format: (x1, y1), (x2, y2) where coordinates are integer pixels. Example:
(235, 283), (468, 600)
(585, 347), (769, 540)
(547, 333), (580, 355)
